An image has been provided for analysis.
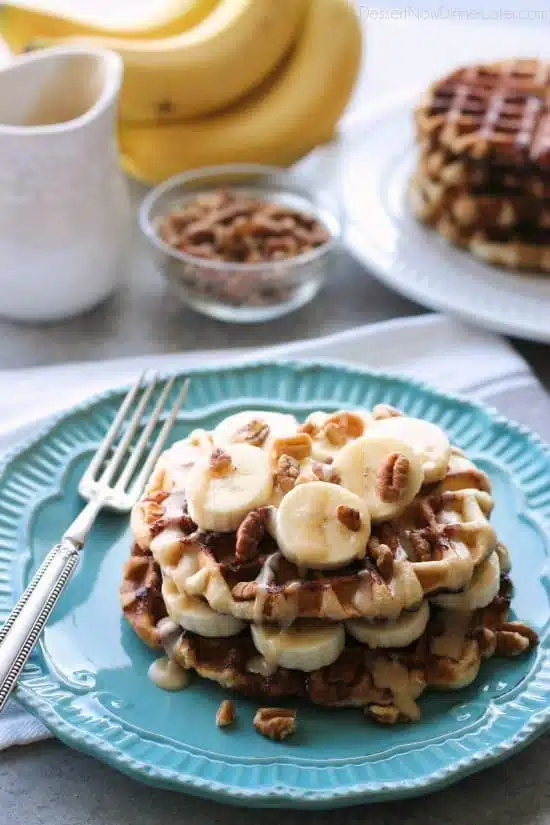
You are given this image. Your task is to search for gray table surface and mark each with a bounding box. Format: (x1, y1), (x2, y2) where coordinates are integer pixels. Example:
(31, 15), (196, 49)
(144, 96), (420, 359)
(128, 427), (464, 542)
(1, 180), (550, 823)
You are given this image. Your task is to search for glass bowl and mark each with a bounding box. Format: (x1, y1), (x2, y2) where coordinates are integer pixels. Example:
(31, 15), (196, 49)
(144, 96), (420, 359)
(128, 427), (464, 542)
(139, 163), (342, 323)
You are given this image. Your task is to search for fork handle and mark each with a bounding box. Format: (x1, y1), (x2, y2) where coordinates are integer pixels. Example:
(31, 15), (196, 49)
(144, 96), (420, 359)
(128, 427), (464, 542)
(0, 539), (80, 712)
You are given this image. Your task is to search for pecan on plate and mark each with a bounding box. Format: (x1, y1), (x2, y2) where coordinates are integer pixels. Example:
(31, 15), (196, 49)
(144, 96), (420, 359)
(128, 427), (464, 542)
(495, 621), (539, 656)
(253, 707), (297, 741)
(216, 699), (235, 728)
(376, 453), (411, 504)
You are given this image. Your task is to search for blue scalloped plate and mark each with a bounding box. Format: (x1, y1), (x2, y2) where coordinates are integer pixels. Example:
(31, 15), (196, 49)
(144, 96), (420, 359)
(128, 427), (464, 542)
(1, 361), (550, 808)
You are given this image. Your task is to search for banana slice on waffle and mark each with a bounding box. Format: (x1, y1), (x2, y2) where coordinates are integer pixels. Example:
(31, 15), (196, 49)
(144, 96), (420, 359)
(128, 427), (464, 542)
(186, 443), (273, 532)
(334, 433), (424, 521)
(274, 480), (371, 568)
(300, 410), (370, 462)
(162, 575), (245, 637)
(213, 410), (298, 450)
(370, 416), (451, 483)
(251, 621), (346, 672)
(347, 601), (430, 649)
(431, 551), (500, 611)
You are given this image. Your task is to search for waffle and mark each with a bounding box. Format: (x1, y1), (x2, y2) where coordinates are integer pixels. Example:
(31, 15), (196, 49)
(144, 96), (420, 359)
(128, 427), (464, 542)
(415, 59), (550, 167)
(417, 145), (550, 197)
(410, 178), (550, 271)
(120, 545), (537, 720)
(411, 59), (550, 273)
(410, 171), (550, 230)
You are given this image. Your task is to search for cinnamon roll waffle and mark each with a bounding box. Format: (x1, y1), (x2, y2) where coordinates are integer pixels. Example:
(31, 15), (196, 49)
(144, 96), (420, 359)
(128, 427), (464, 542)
(121, 406), (538, 726)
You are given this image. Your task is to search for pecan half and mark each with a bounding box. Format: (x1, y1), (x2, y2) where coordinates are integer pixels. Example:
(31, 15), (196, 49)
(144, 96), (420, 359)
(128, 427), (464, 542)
(233, 419), (270, 447)
(216, 699), (235, 728)
(495, 622), (538, 656)
(209, 447), (233, 476)
(323, 421), (348, 447)
(337, 505), (362, 532)
(272, 434), (312, 463)
(253, 708), (297, 741)
(376, 453), (411, 503)
(274, 454), (300, 494)
(232, 581), (257, 601)
(368, 538), (394, 580)
(235, 508), (269, 562)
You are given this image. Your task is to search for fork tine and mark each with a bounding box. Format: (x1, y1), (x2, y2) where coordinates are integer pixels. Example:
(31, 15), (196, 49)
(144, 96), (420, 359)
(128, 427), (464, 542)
(97, 376), (159, 488)
(130, 378), (190, 498)
(115, 375), (177, 492)
(86, 371), (146, 482)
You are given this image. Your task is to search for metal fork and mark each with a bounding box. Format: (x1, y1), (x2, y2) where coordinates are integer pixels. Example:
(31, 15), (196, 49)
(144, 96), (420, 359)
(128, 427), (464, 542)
(0, 373), (190, 712)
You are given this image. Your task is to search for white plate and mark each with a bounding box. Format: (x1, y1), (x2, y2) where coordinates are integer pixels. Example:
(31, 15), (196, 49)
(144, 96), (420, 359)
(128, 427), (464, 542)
(342, 97), (550, 343)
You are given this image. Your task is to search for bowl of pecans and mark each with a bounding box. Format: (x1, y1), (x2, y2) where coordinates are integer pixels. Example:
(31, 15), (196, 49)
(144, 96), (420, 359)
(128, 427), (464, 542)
(139, 164), (342, 322)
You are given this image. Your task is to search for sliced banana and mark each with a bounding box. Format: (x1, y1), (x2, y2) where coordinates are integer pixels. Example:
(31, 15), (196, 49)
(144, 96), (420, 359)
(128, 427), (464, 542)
(162, 576), (245, 638)
(346, 601), (430, 649)
(431, 551), (500, 611)
(186, 443), (273, 533)
(275, 481), (371, 569)
(303, 410), (370, 462)
(251, 621), (345, 672)
(333, 434), (424, 522)
(370, 416), (451, 483)
(213, 410), (297, 450)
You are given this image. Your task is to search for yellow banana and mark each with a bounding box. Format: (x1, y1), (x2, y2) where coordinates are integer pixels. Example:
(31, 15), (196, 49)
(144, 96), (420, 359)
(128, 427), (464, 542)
(26, 0), (309, 122)
(119, 0), (362, 184)
(0, 0), (219, 52)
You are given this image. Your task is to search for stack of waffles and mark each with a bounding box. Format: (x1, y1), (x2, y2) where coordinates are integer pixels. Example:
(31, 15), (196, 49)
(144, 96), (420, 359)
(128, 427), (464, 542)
(410, 59), (550, 272)
(121, 407), (537, 725)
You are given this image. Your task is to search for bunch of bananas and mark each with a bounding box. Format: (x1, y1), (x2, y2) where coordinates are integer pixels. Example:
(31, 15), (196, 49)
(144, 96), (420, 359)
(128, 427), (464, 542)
(1, 0), (363, 184)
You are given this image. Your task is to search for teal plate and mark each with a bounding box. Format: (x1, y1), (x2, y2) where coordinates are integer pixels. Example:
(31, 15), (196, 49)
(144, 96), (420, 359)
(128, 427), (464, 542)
(1, 361), (550, 809)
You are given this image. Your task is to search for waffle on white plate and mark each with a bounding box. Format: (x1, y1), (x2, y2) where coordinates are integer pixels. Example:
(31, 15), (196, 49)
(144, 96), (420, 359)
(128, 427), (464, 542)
(411, 58), (550, 272)
(121, 407), (537, 727)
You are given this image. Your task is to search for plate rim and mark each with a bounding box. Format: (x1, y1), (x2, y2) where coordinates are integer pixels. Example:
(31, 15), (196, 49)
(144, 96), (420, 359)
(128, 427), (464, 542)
(342, 98), (550, 345)
(3, 357), (550, 808)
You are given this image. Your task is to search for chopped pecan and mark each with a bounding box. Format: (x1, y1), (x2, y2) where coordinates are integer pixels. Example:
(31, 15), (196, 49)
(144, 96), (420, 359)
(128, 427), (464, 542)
(298, 420), (319, 437)
(372, 404), (404, 420)
(232, 581), (257, 601)
(209, 447), (233, 476)
(376, 453), (411, 503)
(235, 508), (269, 562)
(364, 704), (401, 725)
(253, 707), (297, 741)
(275, 454), (301, 493)
(368, 538), (394, 580)
(272, 433), (312, 463)
(337, 504), (362, 532)
(233, 419), (270, 447)
(495, 622), (538, 656)
(216, 699), (235, 728)
(323, 421), (348, 447)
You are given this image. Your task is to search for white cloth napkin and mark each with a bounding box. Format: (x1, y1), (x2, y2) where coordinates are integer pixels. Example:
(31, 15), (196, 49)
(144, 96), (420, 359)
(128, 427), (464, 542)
(0, 313), (540, 750)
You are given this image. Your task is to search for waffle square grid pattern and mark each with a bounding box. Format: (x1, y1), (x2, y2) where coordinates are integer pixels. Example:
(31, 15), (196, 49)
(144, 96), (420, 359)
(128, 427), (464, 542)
(120, 406), (537, 733)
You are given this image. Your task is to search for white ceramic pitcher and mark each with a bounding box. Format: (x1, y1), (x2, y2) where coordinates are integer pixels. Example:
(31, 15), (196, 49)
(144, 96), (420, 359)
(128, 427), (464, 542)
(0, 46), (130, 322)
